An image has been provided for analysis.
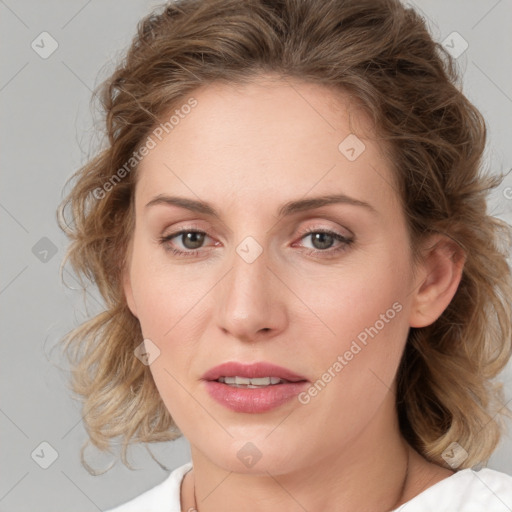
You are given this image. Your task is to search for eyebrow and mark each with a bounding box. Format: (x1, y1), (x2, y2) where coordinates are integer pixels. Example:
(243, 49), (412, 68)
(145, 193), (377, 218)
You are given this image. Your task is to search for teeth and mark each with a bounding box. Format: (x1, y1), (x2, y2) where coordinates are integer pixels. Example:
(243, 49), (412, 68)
(250, 377), (281, 385)
(217, 376), (284, 386)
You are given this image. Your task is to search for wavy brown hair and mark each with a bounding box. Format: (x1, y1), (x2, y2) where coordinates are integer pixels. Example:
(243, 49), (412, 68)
(57, 0), (512, 473)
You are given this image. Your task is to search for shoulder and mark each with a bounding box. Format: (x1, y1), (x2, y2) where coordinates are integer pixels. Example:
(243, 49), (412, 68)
(104, 462), (193, 512)
(394, 467), (512, 512)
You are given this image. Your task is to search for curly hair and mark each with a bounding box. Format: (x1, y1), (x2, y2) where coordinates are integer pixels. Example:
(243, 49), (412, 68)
(57, 0), (512, 473)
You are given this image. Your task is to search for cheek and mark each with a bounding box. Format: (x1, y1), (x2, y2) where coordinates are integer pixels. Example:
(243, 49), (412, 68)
(290, 270), (410, 448)
(129, 238), (209, 340)
(292, 246), (412, 396)
(128, 243), (206, 428)
(296, 246), (410, 343)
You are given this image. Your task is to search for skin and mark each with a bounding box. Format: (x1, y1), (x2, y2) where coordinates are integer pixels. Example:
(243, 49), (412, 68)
(123, 74), (464, 511)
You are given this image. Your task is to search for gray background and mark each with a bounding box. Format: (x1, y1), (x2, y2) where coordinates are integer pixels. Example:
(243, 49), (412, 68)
(1, 1), (511, 510)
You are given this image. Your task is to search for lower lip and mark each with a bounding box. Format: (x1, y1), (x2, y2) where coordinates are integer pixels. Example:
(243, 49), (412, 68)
(204, 380), (309, 413)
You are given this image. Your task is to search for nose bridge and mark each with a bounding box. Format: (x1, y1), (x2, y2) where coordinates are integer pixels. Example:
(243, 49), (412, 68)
(215, 235), (283, 339)
(227, 237), (270, 313)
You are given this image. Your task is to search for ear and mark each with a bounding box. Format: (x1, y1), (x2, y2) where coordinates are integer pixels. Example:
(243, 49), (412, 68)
(409, 234), (466, 328)
(122, 241), (138, 318)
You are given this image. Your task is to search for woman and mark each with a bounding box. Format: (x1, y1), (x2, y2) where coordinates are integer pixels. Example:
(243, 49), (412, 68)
(58, 0), (512, 510)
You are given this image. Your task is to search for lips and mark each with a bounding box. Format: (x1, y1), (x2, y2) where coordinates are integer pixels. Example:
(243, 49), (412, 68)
(201, 361), (308, 383)
(201, 361), (309, 413)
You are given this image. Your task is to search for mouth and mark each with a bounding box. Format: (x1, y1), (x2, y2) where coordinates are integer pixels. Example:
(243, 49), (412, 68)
(215, 375), (297, 388)
(202, 361), (309, 413)
(202, 361), (308, 384)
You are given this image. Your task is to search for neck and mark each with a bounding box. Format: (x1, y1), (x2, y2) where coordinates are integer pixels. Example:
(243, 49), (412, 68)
(183, 393), (414, 512)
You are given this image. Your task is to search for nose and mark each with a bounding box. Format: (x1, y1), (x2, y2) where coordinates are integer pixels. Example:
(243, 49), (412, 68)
(214, 243), (287, 343)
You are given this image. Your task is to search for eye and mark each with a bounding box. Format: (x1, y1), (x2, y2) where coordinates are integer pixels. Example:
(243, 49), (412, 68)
(159, 229), (214, 257)
(294, 227), (354, 258)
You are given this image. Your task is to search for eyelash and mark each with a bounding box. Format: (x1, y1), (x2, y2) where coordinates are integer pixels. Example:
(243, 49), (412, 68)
(294, 227), (354, 257)
(158, 227), (354, 259)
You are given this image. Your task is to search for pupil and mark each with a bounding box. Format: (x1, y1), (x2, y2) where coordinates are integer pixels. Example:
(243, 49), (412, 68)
(183, 232), (204, 249)
(312, 233), (333, 250)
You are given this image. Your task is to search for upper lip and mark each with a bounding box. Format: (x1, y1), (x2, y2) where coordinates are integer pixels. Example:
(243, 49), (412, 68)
(202, 361), (308, 383)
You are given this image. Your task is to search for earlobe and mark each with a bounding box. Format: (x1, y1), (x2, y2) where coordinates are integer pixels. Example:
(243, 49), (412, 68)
(409, 235), (466, 328)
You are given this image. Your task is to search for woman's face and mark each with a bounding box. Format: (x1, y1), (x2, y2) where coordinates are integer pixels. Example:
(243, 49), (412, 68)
(124, 75), (420, 474)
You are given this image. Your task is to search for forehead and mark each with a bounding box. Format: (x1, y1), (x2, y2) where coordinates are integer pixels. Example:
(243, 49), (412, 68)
(135, 76), (400, 218)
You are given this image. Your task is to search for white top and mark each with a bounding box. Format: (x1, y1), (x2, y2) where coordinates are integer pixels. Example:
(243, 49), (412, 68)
(104, 461), (512, 512)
